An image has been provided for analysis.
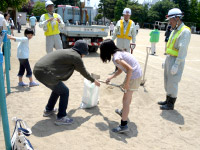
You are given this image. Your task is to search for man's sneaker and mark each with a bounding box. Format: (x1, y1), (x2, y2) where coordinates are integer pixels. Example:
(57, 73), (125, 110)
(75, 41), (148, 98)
(18, 82), (28, 86)
(29, 81), (39, 87)
(43, 108), (58, 117)
(115, 109), (122, 117)
(112, 125), (129, 133)
(54, 116), (73, 126)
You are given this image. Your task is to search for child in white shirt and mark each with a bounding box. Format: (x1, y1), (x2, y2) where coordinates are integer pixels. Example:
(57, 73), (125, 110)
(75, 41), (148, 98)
(8, 28), (39, 87)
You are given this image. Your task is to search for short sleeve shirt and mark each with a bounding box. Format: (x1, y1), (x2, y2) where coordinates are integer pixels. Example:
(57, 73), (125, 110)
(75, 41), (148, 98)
(113, 51), (142, 79)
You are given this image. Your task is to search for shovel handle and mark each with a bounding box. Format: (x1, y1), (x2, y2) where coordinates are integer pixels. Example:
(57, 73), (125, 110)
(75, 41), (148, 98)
(99, 80), (126, 93)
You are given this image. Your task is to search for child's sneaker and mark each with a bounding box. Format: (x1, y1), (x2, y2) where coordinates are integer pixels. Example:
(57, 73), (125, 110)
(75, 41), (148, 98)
(18, 82), (28, 86)
(43, 108), (58, 117)
(54, 116), (73, 126)
(112, 125), (129, 133)
(115, 109), (122, 117)
(29, 81), (39, 87)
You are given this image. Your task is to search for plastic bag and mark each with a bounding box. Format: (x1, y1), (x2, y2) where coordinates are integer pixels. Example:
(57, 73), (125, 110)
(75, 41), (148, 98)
(80, 78), (99, 109)
(11, 117), (34, 150)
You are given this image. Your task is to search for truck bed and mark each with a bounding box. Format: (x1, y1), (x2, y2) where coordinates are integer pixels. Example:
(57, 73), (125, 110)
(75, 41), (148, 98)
(60, 25), (109, 37)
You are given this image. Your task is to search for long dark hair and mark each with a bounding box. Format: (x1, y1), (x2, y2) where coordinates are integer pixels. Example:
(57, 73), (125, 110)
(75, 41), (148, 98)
(100, 39), (122, 63)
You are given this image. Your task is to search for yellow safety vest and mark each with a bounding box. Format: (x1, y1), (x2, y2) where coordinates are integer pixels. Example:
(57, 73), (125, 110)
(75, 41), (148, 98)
(117, 20), (133, 40)
(44, 13), (60, 36)
(166, 25), (191, 56)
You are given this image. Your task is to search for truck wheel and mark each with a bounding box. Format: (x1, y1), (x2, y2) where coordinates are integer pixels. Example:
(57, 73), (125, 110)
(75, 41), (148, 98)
(89, 46), (98, 52)
(63, 41), (70, 49)
(60, 34), (69, 49)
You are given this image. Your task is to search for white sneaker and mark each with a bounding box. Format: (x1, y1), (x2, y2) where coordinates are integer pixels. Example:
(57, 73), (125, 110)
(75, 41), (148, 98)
(54, 116), (73, 126)
(115, 109), (122, 117)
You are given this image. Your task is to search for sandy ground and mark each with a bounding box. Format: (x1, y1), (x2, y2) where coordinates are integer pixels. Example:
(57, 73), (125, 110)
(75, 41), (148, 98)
(0, 24), (200, 150)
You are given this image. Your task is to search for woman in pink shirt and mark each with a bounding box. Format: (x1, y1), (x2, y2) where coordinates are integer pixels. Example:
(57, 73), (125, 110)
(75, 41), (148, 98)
(100, 39), (142, 133)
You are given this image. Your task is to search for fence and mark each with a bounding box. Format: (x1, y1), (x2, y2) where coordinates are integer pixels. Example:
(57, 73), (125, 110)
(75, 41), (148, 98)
(0, 30), (12, 150)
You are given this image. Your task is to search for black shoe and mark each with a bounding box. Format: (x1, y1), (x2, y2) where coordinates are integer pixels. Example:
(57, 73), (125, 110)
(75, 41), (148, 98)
(160, 97), (176, 110)
(112, 125), (129, 133)
(158, 95), (170, 105)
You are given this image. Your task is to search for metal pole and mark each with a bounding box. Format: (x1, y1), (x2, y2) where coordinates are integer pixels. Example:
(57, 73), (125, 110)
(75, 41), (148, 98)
(2, 30), (10, 93)
(0, 51), (12, 150)
(8, 38), (11, 70)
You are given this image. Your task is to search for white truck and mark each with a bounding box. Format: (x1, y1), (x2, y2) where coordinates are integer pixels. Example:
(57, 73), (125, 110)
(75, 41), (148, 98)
(57, 5), (109, 52)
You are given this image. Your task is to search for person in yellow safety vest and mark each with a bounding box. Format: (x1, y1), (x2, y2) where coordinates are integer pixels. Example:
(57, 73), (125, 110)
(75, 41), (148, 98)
(111, 8), (136, 74)
(157, 8), (191, 110)
(39, 1), (65, 53)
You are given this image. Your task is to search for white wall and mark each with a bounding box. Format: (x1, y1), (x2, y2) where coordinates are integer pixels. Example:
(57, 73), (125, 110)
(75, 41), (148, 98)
(16, 12), (27, 25)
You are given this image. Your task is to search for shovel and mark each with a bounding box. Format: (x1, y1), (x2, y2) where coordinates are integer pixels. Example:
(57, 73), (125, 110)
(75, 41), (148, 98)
(91, 73), (127, 93)
(140, 46), (151, 86)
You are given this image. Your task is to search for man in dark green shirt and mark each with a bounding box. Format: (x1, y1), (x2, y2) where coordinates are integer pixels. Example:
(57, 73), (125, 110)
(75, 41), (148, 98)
(33, 40), (100, 125)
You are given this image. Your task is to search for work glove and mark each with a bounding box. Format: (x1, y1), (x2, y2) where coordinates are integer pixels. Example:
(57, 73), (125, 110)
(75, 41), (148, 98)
(171, 64), (178, 75)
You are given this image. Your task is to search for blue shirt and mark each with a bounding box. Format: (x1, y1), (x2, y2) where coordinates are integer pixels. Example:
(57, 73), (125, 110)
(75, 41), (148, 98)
(29, 16), (37, 26)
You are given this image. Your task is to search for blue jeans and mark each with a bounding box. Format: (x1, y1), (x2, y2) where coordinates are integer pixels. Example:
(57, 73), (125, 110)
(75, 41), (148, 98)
(46, 82), (69, 119)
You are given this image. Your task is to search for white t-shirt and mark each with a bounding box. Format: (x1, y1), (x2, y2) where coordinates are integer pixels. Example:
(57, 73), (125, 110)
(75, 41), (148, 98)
(113, 51), (142, 79)
(16, 37), (29, 59)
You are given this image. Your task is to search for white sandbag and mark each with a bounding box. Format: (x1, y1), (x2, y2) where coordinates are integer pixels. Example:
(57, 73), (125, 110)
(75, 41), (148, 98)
(80, 78), (99, 109)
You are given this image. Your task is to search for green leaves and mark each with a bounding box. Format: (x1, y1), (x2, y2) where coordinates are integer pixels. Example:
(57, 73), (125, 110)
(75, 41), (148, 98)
(0, 0), (28, 11)
(32, 1), (47, 17)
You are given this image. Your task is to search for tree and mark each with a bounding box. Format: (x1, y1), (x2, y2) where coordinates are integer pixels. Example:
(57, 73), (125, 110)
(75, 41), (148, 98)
(114, 0), (126, 21)
(189, 0), (198, 23)
(127, 1), (148, 24)
(20, 1), (34, 15)
(52, 0), (80, 7)
(32, 1), (47, 17)
(197, 2), (200, 29)
(148, 0), (177, 23)
(98, 0), (106, 24)
(0, 0), (28, 12)
(173, 0), (190, 22)
(104, 0), (116, 21)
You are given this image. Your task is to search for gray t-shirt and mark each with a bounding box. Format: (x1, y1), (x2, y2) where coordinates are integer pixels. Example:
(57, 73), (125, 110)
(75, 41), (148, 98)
(33, 49), (94, 86)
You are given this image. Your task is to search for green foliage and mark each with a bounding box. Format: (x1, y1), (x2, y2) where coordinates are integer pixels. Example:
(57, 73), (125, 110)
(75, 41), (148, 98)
(95, 13), (103, 21)
(197, 2), (200, 29)
(32, 1), (47, 16)
(190, 0), (198, 22)
(172, 0), (190, 22)
(127, 1), (148, 24)
(114, 0), (126, 20)
(20, 1), (34, 15)
(52, 0), (80, 6)
(148, 0), (177, 22)
(0, 0), (28, 12)
(104, 0), (115, 21)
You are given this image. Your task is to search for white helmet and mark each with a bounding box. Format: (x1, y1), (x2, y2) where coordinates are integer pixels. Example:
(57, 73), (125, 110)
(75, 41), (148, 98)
(166, 8), (183, 20)
(45, 1), (54, 8)
(123, 8), (131, 15)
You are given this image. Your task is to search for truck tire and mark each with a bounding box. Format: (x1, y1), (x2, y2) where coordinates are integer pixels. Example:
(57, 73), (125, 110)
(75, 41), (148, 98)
(89, 46), (98, 52)
(60, 34), (70, 49)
